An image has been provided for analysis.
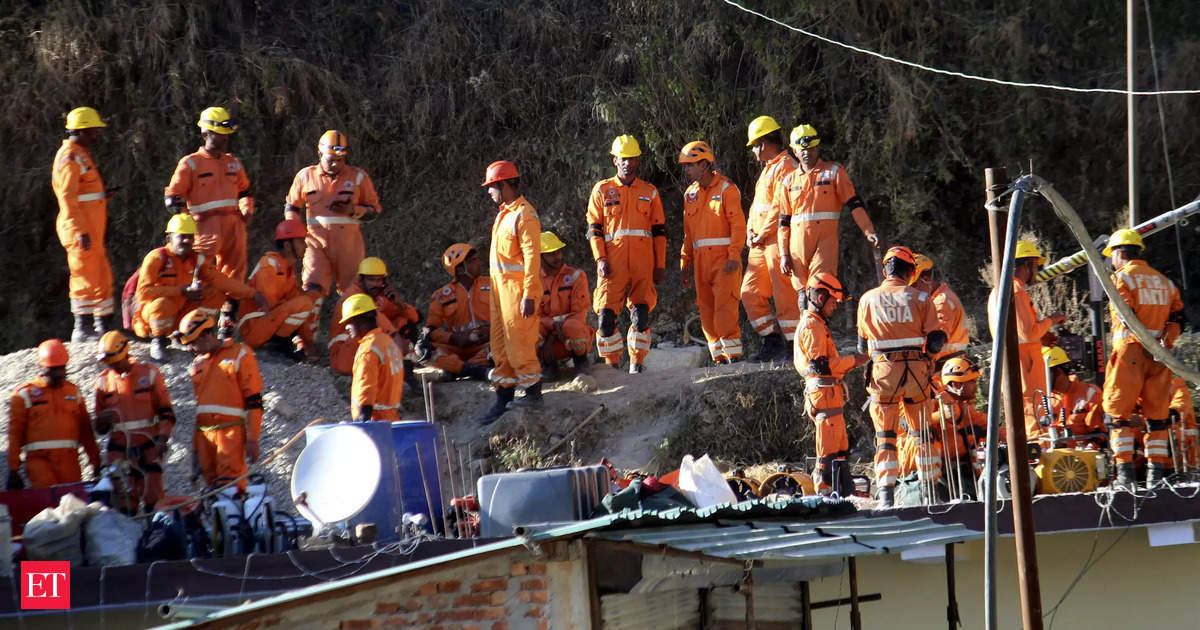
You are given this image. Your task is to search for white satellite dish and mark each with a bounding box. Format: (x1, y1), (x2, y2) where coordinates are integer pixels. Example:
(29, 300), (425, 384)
(291, 425), (382, 525)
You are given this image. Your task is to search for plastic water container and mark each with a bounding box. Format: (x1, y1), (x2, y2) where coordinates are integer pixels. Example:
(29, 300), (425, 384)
(390, 421), (443, 530)
(477, 465), (609, 537)
(303, 422), (403, 542)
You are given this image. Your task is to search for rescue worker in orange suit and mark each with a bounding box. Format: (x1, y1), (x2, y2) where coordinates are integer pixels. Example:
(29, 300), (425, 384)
(329, 257), (421, 375)
(778, 124), (878, 307)
(1040, 346), (1104, 449)
(176, 311), (263, 495)
(1169, 378), (1198, 470)
(93, 331), (176, 513)
(283, 130), (382, 333)
(910, 254), (970, 375)
(587, 135), (666, 373)
(742, 116), (800, 361)
(418, 244), (491, 381)
(986, 241), (1065, 441)
(53, 107), (116, 342)
(6, 340), (101, 490)
(133, 215), (267, 362)
(678, 141), (746, 364)
(537, 231), (594, 378)
(341, 294), (404, 421)
(477, 160), (543, 424)
(236, 220), (317, 360)
(1101, 229), (1185, 489)
(793, 273), (868, 495)
(857, 246), (946, 507)
(928, 358), (989, 500)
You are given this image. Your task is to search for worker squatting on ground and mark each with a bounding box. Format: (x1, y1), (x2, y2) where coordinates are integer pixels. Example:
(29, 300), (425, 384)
(792, 273), (869, 495)
(283, 130), (382, 336)
(176, 311), (264, 495)
(93, 331), (176, 513)
(418, 244), (491, 381)
(6, 340), (101, 490)
(1040, 346), (1104, 449)
(478, 160), (543, 424)
(587, 135), (667, 373)
(778, 125), (878, 309)
(857, 246), (946, 507)
(329, 257), (420, 375)
(679, 141), (747, 363)
(742, 116), (800, 361)
(537, 231), (594, 379)
(1170, 377), (1198, 469)
(986, 240), (1066, 441)
(1101, 229), (1185, 489)
(341, 294), (405, 422)
(236, 220), (317, 360)
(921, 358), (989, 501)
(53, 107), (116, 342)
(133, 215), (268, 361)
(909, 254), (970, 374)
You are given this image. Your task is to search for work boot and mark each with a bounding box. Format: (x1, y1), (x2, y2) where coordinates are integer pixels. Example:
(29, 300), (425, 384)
(748, 332), (785, 362)
(833, 459), (854, 498)
(1113, 463), (1137, 491)
(477, 387), (516, 425)
(510, 381), (543, 408)
(541, 361), (561, 382)
(572, 354), (591, 374)
(461, 364), (490, 381)
(876, 485), (895, 508)
(628, 362), (644, 374)
(1146, 463), (1167, 489)
(94, 314), (114, 335)
(71, 315), (95, 343)
(149, 336), (168, 362)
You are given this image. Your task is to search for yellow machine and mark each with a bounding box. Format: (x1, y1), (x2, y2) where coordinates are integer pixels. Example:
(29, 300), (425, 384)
(758, 471), (816, 497)
(724, 475), (762, 501)
(1035, 448), (1107, 494)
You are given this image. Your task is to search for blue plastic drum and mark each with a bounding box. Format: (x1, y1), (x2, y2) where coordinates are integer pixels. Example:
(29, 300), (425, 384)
(390, 421), (444, 529)
(302, 422), (403, 542)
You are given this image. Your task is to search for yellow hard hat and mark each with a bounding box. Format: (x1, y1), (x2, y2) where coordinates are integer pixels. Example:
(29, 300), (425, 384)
(1102, 228), (1145, 256)
(197, 107), (237, 134)
(318, 130), (348, 156)
(340, 293), (377, 323)
(611, 135), (642, 158)
(941, 357), (980, 383)
(789, 124), (820, 151)
(540, 231), (566, 253)
(1014, 240), (1046, 265)
(165, 214), (198, 235)
(357, 256), (387, 276)
(746, 115), (781, 146)
(1041, 345), (1070, 369)
(65, 107), (107, 130)
(174, 311), (216, 345)
(97, 330), (129, 364)
(678, 140), (715, 164)
(909, 253), (933, 285)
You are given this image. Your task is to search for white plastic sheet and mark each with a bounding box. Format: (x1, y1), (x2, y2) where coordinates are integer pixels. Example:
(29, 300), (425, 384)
(676, 454), (736, 508)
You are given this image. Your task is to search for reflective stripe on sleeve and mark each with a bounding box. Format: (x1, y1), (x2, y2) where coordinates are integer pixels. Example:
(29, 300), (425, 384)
(77, 192), (106, 202)
(495, 262), (524, 272)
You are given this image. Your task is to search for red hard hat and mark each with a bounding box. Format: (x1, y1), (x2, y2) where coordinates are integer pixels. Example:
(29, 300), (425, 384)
(481, 160), (519, 187)
(38, 339), (69, 367)
(882, 246), (916, 266)
(274, 219), (307, 241)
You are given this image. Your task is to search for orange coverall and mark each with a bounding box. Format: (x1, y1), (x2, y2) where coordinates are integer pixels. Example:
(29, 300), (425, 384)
(932, 283), (970, 360)
(351, 328), (405, 421)
(538, 265), (594, 361)
(132, 246), (257, 338)
(94, 362), (175, 508)
(329, 282), (420, 375)
(793, 310), (854, 491)
(901, 391), (988, 484)
(166, 148), (255, 281)
(1041, 376), (1104, 449)
(426, 279), (491, 375)
(237, 251), (316, 349)
(52, 139), (113, 317)
(586, 176), (666, 366)
(489, 195), (542, 389)
(1103, 259), (1183, 466)
(8, 377), (100, 488)
(1170, 378), (1198, 468)
(741, 151), (800, 340)
(681, 173), (746, 362)
(189, 340), (263, 493)
(987, 278), (1054, 440)
(778, 159), (874, 291)
(284, 164), (381, 297)
(857, 278), (941, 488)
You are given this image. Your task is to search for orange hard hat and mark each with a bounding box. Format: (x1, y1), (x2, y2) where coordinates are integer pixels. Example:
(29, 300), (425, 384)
(678, 141), (715, 164)
(318, 130), (349, 157)
(941, 357), (980, 383)
(481, 160), (519, 187)
(882, 246), (916, 266)
(274, 219), (307, 241)
(37, 339), (69, 368)
(909, 253), (933, 285)
(442, 243), (475, 276)
(806, 272), (845, 302)
(174, 310), (216, 345)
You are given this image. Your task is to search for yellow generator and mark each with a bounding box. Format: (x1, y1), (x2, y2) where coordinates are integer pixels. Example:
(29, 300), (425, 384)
(1035, 448), (1108, 494)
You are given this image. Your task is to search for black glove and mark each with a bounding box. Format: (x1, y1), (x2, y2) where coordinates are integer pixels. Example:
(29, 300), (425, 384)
(7, 470), (24, 491)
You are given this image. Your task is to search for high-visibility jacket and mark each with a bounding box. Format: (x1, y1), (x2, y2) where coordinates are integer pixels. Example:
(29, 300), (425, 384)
(489, 195), (542, 388)
(1041, 375), (1103, 447)
(427, 278), (492, 345)
(931, 391), (988, 459)
(681, 172), (745, 361)
(1109, 259), (1184, 350)
(931, 282), (969, 357)
(351, 328), (405, 421)
(52, 139), (114, 316)
(987, 277), (1054, 435)
(189, 340), (263, 439)
(135, 246), (256, 305)
(586, 176), (666, 270)
(857, 278), (941, 357)
(238, 251), (315, 342)
(777, 158), (873, 267)
(539, 264), (590, 331)
(329, 281), (420, 374)
(94, 362), (175, 447)
(1170, 378), (1198, 467)
(794, 310), (855, 418)
(8, 377), (100, 480)
(166, 147), (253, 220)
(746, 151), (798, 247)
(284, 165), (381, 229)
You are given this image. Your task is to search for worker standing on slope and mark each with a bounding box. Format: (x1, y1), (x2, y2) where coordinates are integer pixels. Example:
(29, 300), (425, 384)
(793, 273), (868, 495)
(93, 331), (176, 513)
(537, 231), (593, 379)
(236, 220), (317, 360)
(53, 107), (116, 341)
(6, 340), (101, 490)
(679, 141), (746, 364)
(478, 161), (543, 424)
(176, 311), (263, 495)
(910, 253), (970, 384)
(586, 135), (666, 373)
(1101, 229), (1185, 489)
(1041, 346), (1104, 449)
(341, 294), (404, 422)
(778, 124), (878, 307)
(857, 246), (945, 507)
(329, 257), (420, 375)
(419, 244), (491, 381)
(742, 116), (800, 361)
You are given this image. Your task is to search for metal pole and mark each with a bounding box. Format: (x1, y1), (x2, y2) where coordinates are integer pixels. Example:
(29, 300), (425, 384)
(982, 166), (1006, 630)
(1128, 0), (1138, 226)
(946, 543), (960, 630)
(800, 581), (813, 630)
(848, 556), (862, 630)
(742, 562), (756, 630)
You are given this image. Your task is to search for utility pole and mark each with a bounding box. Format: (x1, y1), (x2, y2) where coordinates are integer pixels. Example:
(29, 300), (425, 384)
(1127, 0), (1138, 226)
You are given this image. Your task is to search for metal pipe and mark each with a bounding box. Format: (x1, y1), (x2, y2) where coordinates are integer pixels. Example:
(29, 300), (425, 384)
(1128, 0), (1139, 226)
(158, 603), (227, 620)
(982, 166), (1007, 630)
(946, 544), (959, 630)
(849, 556), (862, 630)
